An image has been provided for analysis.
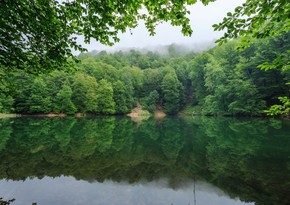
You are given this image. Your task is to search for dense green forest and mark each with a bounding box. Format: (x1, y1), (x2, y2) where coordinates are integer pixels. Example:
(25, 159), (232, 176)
(1, 33), (290, 116)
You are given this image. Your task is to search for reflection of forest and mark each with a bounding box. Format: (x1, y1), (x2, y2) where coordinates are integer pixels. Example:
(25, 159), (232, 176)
(1, 117), (290, 205)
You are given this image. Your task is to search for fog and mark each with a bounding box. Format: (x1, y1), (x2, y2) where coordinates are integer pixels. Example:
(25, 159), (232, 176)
(78, 0), (245, 53)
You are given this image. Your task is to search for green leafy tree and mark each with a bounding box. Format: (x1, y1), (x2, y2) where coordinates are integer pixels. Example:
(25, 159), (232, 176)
(161, 72), (183, 114)
(202, 55), (227, 115)
(45, 71), (72, 106)
(72, 73), (98, 113)
(264, 96), (290, 117)
(113, 80), (130, 114)
(27, 78), (52, 113)
(201, 42), (266, 116)
(214, 0), (290, 46)
(0, 71), (14, 113)
(213, 0), (290, 116)
(0, 74), (14, 113)
(97, 79), (115, 114)
(54, 84), (77, 114)
(79, 59), (119, 83)
(145, 90), (160, 112)
(0, 94), (13, 113)
(226, 79), (266, 116)
(189, 53), (210, 105)
(237, 34), (290, 115)
(141, 68), (164, 97)
(120, 66), (144, 98)
(12, 72), (33, 113)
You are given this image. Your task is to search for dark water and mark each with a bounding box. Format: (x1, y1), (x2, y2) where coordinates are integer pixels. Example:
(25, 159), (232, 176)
(0, 116), (290, 205)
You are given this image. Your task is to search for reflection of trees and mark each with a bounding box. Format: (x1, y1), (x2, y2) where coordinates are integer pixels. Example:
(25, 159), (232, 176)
(52, 117), (76, 150)
(199, 117), (290, 205)
(69, 118), (115, 159)
(0, 117), (290, 204)
(0, 119), (12, 152)
(160, 118), (184, 162)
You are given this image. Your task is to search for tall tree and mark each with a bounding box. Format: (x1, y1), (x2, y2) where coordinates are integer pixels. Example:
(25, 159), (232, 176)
(189, 53), (210, 105)
(113, 80), (130, 114)
(97, 79), (115, 114)
(54, 84), (77, 114)
(27, 78), (52, 113)
(161, 72), (183, 114)
(72, 73), (99, 113)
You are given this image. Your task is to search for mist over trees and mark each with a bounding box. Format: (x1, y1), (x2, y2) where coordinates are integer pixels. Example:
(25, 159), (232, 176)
(1, 37), (290, 116)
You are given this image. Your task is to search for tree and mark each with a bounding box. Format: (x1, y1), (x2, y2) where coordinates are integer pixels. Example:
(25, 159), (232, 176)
(72, 73), (98, 113)
(198, 42), (267, 116)
(213, 0), (290, 84)
(264, 96), (290, 117)
(45, 70), (72, 104)
(213, 0), (290, 46)
(0, 72), (14, 113)
(1, 0), (214, 73)
(54, 84), (77, 114)
(161, 72), (183, 114)
(0, 93), (14, 113)
(211, 0), (290, 116)
(113, 80), (130, 114)
(202, 55), (227, 115)
(97, 79), (115, 114)
(189, 53), (210, 105)
(27, 78), (52, 113)
(145, 90), (160, 112)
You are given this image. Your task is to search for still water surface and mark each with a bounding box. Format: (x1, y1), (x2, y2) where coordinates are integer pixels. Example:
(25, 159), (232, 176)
(0, 116), (290, 205)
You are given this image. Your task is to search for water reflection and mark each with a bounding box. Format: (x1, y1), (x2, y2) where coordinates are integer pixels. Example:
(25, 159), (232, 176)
(0, 177), (250, 205)
(0, 116), (290, 204)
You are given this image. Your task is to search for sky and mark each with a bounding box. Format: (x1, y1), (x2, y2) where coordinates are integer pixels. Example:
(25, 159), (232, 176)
(81, 0), (245, 52)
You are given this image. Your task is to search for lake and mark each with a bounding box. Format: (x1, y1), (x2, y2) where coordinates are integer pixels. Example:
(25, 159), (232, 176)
(0, 116), (290, 205)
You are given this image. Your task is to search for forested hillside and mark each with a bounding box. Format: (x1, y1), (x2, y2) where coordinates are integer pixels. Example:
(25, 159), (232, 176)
(1, 34), (290, 116)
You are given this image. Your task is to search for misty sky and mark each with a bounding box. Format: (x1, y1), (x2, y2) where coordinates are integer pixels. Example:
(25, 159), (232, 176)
(81, 0), (245, 51)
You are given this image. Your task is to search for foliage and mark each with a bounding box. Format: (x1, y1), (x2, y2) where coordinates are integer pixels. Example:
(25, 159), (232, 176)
(1, 34), (290, 116)
(190, 41), (271, 116)
(212, 0), (290, 116)
(0, 94), (14, 113)
(27, 78), (52, 113)
(264, 96), (290, 117)
(2, 0), (289, 79)
(72, 73), (99, 113)
(1, 0), (212, 73)
(144, 90), (159, 112)
(97, 79), (115, 114)
(54, 84), (77, 114)
(0, 72), (14, 113)
(161, 72), (183, 114)
(213, 0), (290, 46)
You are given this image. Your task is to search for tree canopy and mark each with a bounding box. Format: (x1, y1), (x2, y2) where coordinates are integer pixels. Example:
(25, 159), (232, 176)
(1, 0), (215, 73)
(214, 0), (290, 44)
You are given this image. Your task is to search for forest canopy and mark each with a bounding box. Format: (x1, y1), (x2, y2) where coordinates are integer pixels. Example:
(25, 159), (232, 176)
(1, 36), (290, 116)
